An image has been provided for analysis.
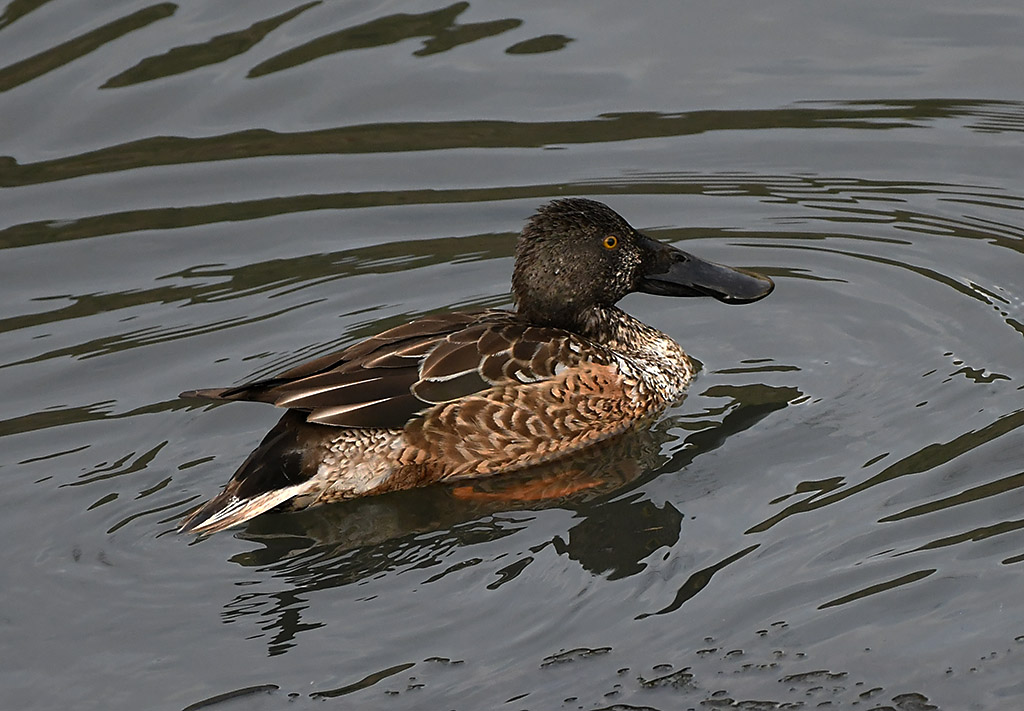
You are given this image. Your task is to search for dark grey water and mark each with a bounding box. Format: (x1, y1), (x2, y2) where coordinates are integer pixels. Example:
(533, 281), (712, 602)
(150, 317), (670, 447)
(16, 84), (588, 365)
(3, 2), (1024, 710)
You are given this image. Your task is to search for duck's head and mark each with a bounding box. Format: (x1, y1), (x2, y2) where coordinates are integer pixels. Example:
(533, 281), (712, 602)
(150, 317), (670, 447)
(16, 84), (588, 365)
(511, 198), (774, 330)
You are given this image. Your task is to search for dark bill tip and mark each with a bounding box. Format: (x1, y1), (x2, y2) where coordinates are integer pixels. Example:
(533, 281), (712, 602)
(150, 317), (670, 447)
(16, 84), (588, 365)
(637, 238), (774, 304)
(709, 265), (775, 304)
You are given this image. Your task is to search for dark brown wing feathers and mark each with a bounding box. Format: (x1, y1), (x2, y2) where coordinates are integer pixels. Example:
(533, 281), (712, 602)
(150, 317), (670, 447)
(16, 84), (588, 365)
(418, 339), (487, 381)
(180, 310), (595, 430)
(412, 369), (490, 404)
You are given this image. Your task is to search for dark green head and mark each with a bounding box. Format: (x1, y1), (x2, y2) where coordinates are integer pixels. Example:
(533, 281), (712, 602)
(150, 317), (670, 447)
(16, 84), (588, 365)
(511, 198), (774, 330)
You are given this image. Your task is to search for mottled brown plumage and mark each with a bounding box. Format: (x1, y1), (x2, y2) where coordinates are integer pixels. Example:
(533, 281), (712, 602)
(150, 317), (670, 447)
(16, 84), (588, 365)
(179, 198), (774, 535)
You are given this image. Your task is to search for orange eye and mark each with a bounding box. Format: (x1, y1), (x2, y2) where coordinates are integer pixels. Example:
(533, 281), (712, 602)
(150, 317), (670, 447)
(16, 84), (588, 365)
(603, 235), (618, 250)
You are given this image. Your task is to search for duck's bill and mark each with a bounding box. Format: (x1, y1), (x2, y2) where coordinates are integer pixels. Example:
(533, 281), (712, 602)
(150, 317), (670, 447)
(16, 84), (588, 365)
(637, 237), (774, 304)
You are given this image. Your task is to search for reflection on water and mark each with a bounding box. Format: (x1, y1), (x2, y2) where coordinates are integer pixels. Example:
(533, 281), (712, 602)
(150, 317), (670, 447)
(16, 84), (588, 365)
(102, 2), (322, 89)
(247, 2), (523, 76)
(217, 384), (797, 656)
(2, 1), (1024, 709)
(0, 1), (571, 94)
(750, 408), (1024, 536)
(1, 232), (513, 363)
(0, 3), (176, 92)
(6, 100), (1024, 189)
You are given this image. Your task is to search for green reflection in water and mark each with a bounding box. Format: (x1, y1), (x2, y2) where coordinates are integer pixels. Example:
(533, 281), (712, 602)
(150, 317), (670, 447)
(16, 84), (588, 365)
(102, 1), (321, 88)
(248, 2), (521, 77)
(0, 3), (176, 92)
(6, 100), (1022, 188)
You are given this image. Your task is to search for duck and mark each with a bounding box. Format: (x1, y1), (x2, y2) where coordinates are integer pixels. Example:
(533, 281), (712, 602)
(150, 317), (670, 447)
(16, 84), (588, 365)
(178, 198), (774, 535)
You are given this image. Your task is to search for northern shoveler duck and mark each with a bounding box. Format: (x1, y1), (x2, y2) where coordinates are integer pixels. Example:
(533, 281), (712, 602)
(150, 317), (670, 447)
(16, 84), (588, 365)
(179, 198), (773, 535)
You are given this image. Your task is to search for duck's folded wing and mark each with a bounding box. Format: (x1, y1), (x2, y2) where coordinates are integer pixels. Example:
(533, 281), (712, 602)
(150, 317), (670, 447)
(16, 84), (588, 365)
(181, 311), (588, 429)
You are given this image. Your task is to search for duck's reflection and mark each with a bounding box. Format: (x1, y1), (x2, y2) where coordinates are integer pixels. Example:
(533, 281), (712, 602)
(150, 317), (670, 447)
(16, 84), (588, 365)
(230, 415), (677, 566)
(221, 383), (799, 655)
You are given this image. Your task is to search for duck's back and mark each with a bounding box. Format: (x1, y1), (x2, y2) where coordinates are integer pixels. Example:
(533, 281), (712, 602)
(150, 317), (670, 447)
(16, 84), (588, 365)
(184, 309), (604, 428)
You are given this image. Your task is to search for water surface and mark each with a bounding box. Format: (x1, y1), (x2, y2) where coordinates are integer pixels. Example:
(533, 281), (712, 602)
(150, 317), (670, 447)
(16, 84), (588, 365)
(2, 2), (1024, 710)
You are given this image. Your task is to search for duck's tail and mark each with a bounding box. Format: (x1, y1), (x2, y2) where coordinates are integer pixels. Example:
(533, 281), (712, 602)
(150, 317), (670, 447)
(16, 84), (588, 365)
(179, 412), (327, 536)
(178, 481), (316, 536)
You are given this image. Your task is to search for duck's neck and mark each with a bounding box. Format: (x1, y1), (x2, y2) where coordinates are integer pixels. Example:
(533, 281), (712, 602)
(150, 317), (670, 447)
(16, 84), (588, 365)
(577, 305), (695, 404)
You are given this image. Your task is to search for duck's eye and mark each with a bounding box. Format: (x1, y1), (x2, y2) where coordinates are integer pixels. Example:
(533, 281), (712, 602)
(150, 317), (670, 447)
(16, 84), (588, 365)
(603, 235), (618, 250)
